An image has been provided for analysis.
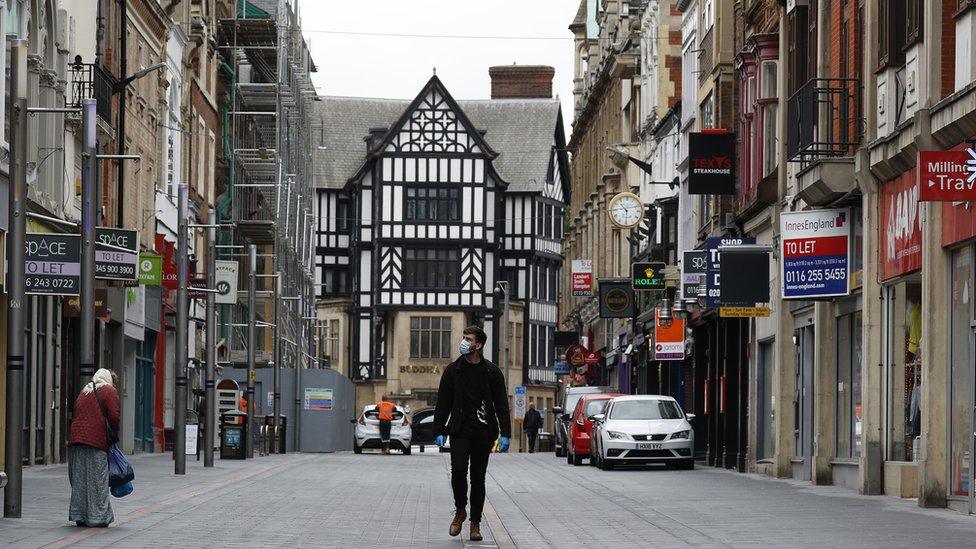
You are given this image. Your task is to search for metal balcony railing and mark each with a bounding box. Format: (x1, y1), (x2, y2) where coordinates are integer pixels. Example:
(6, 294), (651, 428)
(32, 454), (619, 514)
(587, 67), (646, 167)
(786, 78), (861, 163)
(68, 59), (115, 123)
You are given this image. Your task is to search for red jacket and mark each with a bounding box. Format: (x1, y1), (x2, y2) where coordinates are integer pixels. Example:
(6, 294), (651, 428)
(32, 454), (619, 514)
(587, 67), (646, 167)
(68, 385), (120, 452)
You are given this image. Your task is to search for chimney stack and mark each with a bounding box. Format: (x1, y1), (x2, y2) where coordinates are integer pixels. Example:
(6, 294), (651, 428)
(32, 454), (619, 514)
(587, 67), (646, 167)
(489, 65), (555, 99)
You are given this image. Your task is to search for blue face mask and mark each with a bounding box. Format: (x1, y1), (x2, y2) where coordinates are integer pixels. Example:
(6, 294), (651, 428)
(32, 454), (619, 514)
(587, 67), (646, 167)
(459, 339), (472, 355)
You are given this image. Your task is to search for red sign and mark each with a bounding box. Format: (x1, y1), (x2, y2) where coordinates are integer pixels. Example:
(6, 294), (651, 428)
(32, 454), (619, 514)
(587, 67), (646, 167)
(571, 260), (593, 297)
(943, 202), (976, 248)
(161, 239), (179, 290)
(918, 150), (975, 201)
(881, 169), (922, 280)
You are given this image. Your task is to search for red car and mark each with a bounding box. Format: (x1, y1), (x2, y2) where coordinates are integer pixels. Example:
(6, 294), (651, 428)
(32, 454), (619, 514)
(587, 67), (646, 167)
(566, 393), (621, 466)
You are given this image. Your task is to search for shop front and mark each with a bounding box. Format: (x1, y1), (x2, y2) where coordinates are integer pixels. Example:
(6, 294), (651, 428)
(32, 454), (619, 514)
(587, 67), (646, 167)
(879, 167), (923, 497)
(944, 199), (976, 513)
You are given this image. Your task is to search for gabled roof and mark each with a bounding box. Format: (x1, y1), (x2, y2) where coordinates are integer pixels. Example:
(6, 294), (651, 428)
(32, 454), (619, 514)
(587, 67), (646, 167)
(313, 79), (567, 197)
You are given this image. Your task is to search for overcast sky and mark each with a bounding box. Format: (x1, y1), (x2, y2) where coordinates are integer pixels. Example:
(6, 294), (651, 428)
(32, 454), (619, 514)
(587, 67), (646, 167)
(297, 0), (581, 129)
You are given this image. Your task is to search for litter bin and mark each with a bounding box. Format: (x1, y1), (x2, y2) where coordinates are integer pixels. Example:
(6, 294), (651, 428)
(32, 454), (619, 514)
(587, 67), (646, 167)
(537, 432), (553, 453)
(264, 414), (287, 454)
(220, 411), (248, 459)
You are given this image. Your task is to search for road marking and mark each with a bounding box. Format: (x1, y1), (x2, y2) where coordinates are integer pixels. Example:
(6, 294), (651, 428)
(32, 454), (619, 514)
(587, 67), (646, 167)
(481, 497), (514, 549)
(40, 454), (316, 549)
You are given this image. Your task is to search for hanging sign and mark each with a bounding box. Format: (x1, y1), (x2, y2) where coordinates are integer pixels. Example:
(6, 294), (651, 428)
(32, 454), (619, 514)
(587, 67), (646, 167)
(25, 233), (81, 295)
(918, 150), (975, 201)
(689, 131), (736, 195)
(631, 262), (666, 291)
(781, 209), (851, 298)
(681, 250), (707, 300)
(720, 306), (772, 318)
(95, 228), (139, 281)
(598, 278), (635, 318)
(63, 288), (110, 319)
(554, 360), (571, 375)
(162, 240), (179, 290)
(705, 236), (755, 308)
(214, 260), (240, 304)
(881, 170), (921, 280)
(571, 259), (593, 296)
(653, 310), (685, 361)
(137, 253), (163, 285)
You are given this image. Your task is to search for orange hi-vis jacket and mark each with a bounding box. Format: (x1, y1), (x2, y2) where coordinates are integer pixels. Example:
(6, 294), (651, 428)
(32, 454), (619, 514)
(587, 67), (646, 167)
(377, 401), (395, 421)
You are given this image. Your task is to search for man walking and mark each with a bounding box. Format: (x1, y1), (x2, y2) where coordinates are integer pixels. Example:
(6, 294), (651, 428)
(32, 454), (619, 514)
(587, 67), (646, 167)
(523, 401), (542, 453)
(434, 326), (511, 542)
(375, 398), (397, 455)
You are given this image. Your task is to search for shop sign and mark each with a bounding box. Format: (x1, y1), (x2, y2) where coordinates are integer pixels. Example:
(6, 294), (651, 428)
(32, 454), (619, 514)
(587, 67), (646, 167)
(689, 131), (736, 195)
(399, 365), (441, 374)
(554, 360), (570, 375)
(63, 287), (110, 319)
(631, 261), (666, 291)
(137, 253), (163, 286)
(705, 236), (755, 308)
(598, 278), (635, 318)
(681, 250), (707, 300)
(571, 259), (593, 296)
(214, 260), (239, 304)
(720, 250), (771, 304)
(653, 310), (685, 361)
(162, 240), (179, 290)
(25, 233), (81, 296)
(95, 228), (139, 281)
(720, 306), (771, 318)
(881, 170), (922, 280)
(781, 209), (851, 299)
(566, 343), (586, 367)
(919, 150), (974, 201)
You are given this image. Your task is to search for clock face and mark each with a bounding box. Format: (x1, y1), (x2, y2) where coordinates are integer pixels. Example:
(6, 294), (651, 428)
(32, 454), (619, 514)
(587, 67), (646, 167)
(609, 193), (643, 228)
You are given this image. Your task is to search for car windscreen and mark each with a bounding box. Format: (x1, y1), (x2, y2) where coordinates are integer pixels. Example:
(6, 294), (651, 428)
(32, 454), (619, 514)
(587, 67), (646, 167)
(365, 410), (405, 421)
(584, 399), (608, 417)
(609, 400), (683, 420)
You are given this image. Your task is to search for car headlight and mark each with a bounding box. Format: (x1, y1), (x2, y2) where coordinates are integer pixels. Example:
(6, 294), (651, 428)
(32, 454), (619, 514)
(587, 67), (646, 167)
(670, 430), (690, 440)
(607, 431), (632, 440)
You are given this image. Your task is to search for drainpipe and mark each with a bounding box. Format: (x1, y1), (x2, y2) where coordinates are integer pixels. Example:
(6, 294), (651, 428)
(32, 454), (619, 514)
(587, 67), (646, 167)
(216, 57), (236, 346)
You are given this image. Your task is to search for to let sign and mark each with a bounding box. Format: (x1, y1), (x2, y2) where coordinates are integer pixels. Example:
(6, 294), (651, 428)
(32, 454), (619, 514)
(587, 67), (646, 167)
(781, 209), (851, 299)
(631, 262), (666, 291)
(95, 228), (139, 281)
(681, 251), (707, 300)
(654, 310), (686, 361)
(25, 233), (81, 295)
(918, 149), (976, 201)
(571, 259), (593, 296)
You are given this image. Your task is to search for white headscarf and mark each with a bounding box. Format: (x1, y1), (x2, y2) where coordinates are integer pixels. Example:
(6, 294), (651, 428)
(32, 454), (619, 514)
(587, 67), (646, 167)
(82, 368), (114, 394)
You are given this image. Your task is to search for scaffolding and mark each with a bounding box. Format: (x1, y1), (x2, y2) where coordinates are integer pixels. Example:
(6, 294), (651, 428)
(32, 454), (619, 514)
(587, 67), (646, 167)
(216, 0), (318, 388)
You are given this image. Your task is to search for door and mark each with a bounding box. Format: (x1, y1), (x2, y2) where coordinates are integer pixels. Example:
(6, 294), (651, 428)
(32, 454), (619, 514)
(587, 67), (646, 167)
(134, 338), (156, 453)
(794, 325), (815, 480)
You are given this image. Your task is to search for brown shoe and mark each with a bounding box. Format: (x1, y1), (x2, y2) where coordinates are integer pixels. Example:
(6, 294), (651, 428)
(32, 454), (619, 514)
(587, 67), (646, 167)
(470, 521), (483, 542)
(449, 509), (466, 537)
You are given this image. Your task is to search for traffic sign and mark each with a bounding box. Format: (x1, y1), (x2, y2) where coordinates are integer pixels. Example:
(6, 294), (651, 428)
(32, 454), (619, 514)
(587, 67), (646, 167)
(554, 361), (570, 375)
(515, 385), (526, 396)
(514, 386), (526, 419)
(25, 233), (81, 295)
(95, 228), (139, 281)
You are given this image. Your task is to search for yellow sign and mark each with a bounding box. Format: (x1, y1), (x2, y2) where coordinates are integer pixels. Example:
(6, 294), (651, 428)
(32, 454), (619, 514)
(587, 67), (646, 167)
(248, 370), (257, 382)
(720, 307), (771, 318)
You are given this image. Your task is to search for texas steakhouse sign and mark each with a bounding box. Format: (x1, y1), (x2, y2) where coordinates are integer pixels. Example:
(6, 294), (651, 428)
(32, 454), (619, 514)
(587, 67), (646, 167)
(781, 209), (851, 299)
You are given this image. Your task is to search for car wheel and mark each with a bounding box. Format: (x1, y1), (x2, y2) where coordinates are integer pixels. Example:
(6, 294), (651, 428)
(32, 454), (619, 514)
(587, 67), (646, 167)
(600, 457), (614, 471)
(566, 449), (574, 465)
(353, 441), (362, 454)
(403, 445), (411, 456)
(572, 453), (583, 466)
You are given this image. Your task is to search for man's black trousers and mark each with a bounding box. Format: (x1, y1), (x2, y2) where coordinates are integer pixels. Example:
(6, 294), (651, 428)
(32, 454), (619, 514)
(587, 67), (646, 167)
(526, 428), (539, 453)
(450, 435), (493, 522)
(378, 419), (392, 449)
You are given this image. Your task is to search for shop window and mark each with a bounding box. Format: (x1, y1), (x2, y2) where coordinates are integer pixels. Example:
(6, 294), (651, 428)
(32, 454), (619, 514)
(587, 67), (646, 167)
(886, 281), (922, 462)
(757, 340), (775, 459)
(949, 246), (973, 497)
(836, 310), (863, 459)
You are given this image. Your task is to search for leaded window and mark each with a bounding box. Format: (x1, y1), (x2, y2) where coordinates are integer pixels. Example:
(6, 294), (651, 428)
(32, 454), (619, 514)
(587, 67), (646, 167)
(403, 248), (460, 289)
(405, 187), (460, 222)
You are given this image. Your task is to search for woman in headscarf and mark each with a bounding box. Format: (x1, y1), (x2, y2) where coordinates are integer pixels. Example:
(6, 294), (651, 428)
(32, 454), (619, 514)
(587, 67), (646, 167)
(67, 368), (120, 527)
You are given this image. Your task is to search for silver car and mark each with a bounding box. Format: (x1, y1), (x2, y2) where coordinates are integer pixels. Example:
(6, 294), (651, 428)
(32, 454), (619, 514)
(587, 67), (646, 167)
(590, 395), (695, 470)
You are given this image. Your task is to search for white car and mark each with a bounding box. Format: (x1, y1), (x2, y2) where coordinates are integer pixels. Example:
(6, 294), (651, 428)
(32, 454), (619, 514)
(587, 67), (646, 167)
(590, 395), (695, 470)
(353, 405), (412, 455)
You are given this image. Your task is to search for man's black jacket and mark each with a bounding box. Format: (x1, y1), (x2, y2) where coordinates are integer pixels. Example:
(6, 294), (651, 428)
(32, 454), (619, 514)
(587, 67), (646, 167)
(523, 409), (542, 430)
(433, 355), (511, 440)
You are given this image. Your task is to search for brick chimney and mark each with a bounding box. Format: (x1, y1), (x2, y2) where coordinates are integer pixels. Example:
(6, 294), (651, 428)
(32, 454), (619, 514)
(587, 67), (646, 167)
(489, 65), (555, 99)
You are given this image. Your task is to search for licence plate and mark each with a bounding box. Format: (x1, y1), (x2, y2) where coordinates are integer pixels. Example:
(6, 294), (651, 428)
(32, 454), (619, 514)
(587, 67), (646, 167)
(637, 442), (663, 450)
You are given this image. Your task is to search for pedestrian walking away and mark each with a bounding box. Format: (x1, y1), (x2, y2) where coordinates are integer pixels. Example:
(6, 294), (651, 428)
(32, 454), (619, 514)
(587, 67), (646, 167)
(523, 401), (542, 453)
(67, 368), (120, 528)
(434, 325), (511, 542)
(376, 398), (397, 455)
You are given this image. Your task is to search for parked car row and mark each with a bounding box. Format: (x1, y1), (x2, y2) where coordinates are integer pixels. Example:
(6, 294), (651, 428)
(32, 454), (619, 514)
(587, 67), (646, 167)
(554, 389), (696, 470)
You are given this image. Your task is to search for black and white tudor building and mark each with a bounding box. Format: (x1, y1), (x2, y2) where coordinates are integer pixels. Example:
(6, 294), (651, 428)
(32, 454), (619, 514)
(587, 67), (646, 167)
(314, 75), (568, 403)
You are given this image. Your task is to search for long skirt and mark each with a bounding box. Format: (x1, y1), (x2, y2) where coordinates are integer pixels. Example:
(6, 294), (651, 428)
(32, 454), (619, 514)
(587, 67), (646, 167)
(68, 444), (114, 526)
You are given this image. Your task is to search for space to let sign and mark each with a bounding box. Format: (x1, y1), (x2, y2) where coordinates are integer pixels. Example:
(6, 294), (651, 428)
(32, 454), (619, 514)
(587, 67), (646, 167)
(25, 233), (81, 295)
(781, 209), (850, 299)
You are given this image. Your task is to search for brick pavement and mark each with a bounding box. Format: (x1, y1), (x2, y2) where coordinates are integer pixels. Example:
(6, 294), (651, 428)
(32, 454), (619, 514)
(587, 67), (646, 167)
(2, 450), (976, 548)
